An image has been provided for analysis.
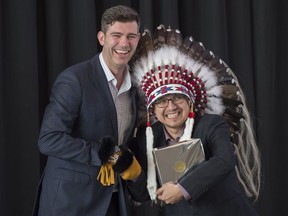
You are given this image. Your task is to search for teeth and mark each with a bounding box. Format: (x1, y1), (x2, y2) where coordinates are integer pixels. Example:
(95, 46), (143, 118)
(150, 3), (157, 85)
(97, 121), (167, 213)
(116, 50), (129, 54)
(166, 113), (178, 118)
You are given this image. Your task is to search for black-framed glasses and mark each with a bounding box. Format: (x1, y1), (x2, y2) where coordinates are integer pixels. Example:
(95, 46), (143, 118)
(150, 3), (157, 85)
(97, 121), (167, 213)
(154, 94), (186, 108)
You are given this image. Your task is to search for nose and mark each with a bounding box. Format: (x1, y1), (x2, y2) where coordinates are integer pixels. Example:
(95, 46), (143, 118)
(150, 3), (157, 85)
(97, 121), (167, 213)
(166, 99), (177, 109)
(119, 36), (129, 47)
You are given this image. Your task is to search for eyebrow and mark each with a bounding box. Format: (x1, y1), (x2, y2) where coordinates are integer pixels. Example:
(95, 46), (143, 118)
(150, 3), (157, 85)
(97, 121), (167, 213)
(110, 32), (138, 36)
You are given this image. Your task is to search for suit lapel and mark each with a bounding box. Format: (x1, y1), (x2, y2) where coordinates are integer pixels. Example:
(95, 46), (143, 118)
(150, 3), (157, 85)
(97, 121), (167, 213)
(123, 87), (137, 145)
(90, 55), (118, 140)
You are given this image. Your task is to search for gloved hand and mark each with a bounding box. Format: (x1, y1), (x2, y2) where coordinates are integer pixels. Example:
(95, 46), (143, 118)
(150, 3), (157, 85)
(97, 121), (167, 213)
(97, 136), (141, 186)
(113, 145), (142, 181)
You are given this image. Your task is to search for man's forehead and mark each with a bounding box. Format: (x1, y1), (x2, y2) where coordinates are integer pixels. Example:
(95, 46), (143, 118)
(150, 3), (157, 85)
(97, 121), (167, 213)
(107, 21), (138, 31)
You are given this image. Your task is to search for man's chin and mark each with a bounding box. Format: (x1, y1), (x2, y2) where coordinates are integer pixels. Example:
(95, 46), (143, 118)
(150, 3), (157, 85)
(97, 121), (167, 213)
(165, 122), (183, 130)
(114, 57), (130, 65)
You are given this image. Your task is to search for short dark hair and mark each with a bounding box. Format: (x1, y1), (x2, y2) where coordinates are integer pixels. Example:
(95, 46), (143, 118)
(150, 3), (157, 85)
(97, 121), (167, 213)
(101, 5), (140, 33)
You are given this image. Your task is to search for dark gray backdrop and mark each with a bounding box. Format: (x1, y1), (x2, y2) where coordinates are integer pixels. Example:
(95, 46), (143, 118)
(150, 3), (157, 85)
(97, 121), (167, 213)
(1, 0), (287, 215)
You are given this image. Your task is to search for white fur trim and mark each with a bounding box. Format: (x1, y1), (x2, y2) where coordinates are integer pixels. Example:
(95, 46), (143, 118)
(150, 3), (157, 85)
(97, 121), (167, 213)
(146, 126), (157, 201)
(179, 117), (194, 142)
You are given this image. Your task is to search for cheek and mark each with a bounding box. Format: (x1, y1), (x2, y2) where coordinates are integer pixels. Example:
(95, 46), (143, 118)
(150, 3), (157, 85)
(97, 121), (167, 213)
(153, 109), (162, 119)
(131, 40), (139, 47)
(181, 108), (191, 119)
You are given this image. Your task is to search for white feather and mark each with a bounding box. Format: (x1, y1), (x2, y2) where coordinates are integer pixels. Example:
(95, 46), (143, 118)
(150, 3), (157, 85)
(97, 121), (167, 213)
(147, 51), (155, 71)
(177, 52), (187, 68)
(169, 47), (180, 65)
(206, 85), (222, 97)
(153, 48), (164, 67)
(187, 61), (201, 75)
(132, 63), (145, 87)
(205, 97), (224, 114)
(198, 67), (217, 89)
(140, 56), (149, 74)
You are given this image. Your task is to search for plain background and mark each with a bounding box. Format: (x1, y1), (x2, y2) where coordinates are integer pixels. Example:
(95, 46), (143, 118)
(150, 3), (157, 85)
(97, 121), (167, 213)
(1, 0), (287, 215)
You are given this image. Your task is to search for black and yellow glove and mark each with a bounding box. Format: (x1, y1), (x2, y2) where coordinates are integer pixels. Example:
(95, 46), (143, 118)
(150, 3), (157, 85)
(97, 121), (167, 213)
(113, 145), (141, 181)
(97, 136), (141, 186)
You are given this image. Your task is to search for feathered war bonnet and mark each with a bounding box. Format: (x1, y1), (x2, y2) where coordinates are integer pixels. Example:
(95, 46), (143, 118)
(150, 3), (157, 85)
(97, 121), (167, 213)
(131, 25), (261, 201)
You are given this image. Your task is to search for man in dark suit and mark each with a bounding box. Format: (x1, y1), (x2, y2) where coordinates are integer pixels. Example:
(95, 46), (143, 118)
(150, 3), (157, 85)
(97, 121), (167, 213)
(33, 5), (142, 216)
(128, 104), (259, 216)
(126, 26), (260, 215)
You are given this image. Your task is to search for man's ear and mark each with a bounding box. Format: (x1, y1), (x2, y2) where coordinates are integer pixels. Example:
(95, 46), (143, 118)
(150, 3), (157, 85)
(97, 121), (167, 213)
(136, 32), (141, 43)
(150, 107), (159, 121)
(97, 31), (105, 46)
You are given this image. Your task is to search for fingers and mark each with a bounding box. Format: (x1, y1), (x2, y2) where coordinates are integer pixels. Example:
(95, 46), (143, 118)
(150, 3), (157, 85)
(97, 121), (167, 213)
(108, 153), (120, 164)
(156, 182), (183, 204)
(113, 149), (134, 173)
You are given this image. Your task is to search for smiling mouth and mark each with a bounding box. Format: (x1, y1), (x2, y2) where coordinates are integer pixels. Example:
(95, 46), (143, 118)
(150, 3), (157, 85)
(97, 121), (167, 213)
(115, 49), (129, 54)
(166, 112), (179, 119)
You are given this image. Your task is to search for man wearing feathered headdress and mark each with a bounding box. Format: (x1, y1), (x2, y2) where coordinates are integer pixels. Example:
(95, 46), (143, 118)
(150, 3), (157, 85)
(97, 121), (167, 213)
(126, 25), (261, 216)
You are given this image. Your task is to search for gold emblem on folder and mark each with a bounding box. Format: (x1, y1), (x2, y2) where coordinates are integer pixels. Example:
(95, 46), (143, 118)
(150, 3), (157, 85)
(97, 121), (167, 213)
(153, 139), (205, 185)
(174, 161), (186, 173)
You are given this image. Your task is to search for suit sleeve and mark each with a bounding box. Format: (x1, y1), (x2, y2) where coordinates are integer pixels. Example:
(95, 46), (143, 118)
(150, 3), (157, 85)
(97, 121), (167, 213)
(177, 115), (236, 200)
(38, 70), (101, 166)
(126, 128), (151, 202)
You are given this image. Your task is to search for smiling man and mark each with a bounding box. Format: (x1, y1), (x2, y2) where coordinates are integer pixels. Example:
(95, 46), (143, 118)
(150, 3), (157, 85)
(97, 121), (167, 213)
(97, 18), (140, 89)
(126, 25), (261, 216)
(33, 5), (141, 216)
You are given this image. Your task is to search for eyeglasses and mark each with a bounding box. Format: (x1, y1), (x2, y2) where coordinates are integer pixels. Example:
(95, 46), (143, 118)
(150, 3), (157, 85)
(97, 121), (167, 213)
(154, 94), (186, 108)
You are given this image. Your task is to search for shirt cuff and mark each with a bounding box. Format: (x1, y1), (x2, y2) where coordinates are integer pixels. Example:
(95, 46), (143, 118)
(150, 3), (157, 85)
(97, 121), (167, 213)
(177, 183), (191, 200)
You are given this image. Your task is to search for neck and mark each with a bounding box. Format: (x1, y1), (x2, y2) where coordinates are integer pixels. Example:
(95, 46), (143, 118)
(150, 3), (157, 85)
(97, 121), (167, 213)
(113, 69), (125, 90)
(165, 126), (184, 140)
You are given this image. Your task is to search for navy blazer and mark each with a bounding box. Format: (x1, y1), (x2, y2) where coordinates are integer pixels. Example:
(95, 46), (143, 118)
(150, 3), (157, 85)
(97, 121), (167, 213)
(33, 54), (138, 216)
(128, 114), (259, 216)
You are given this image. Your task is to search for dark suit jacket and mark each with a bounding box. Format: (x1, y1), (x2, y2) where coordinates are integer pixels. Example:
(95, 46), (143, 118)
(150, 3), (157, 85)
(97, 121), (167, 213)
(33, 54), (138, 216)
(128, 114), (259, 216)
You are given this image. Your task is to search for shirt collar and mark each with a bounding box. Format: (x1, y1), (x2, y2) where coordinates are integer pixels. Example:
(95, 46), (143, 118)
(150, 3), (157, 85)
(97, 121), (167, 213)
(163, 126), (184, 145)
(99, 53), (131, 92)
